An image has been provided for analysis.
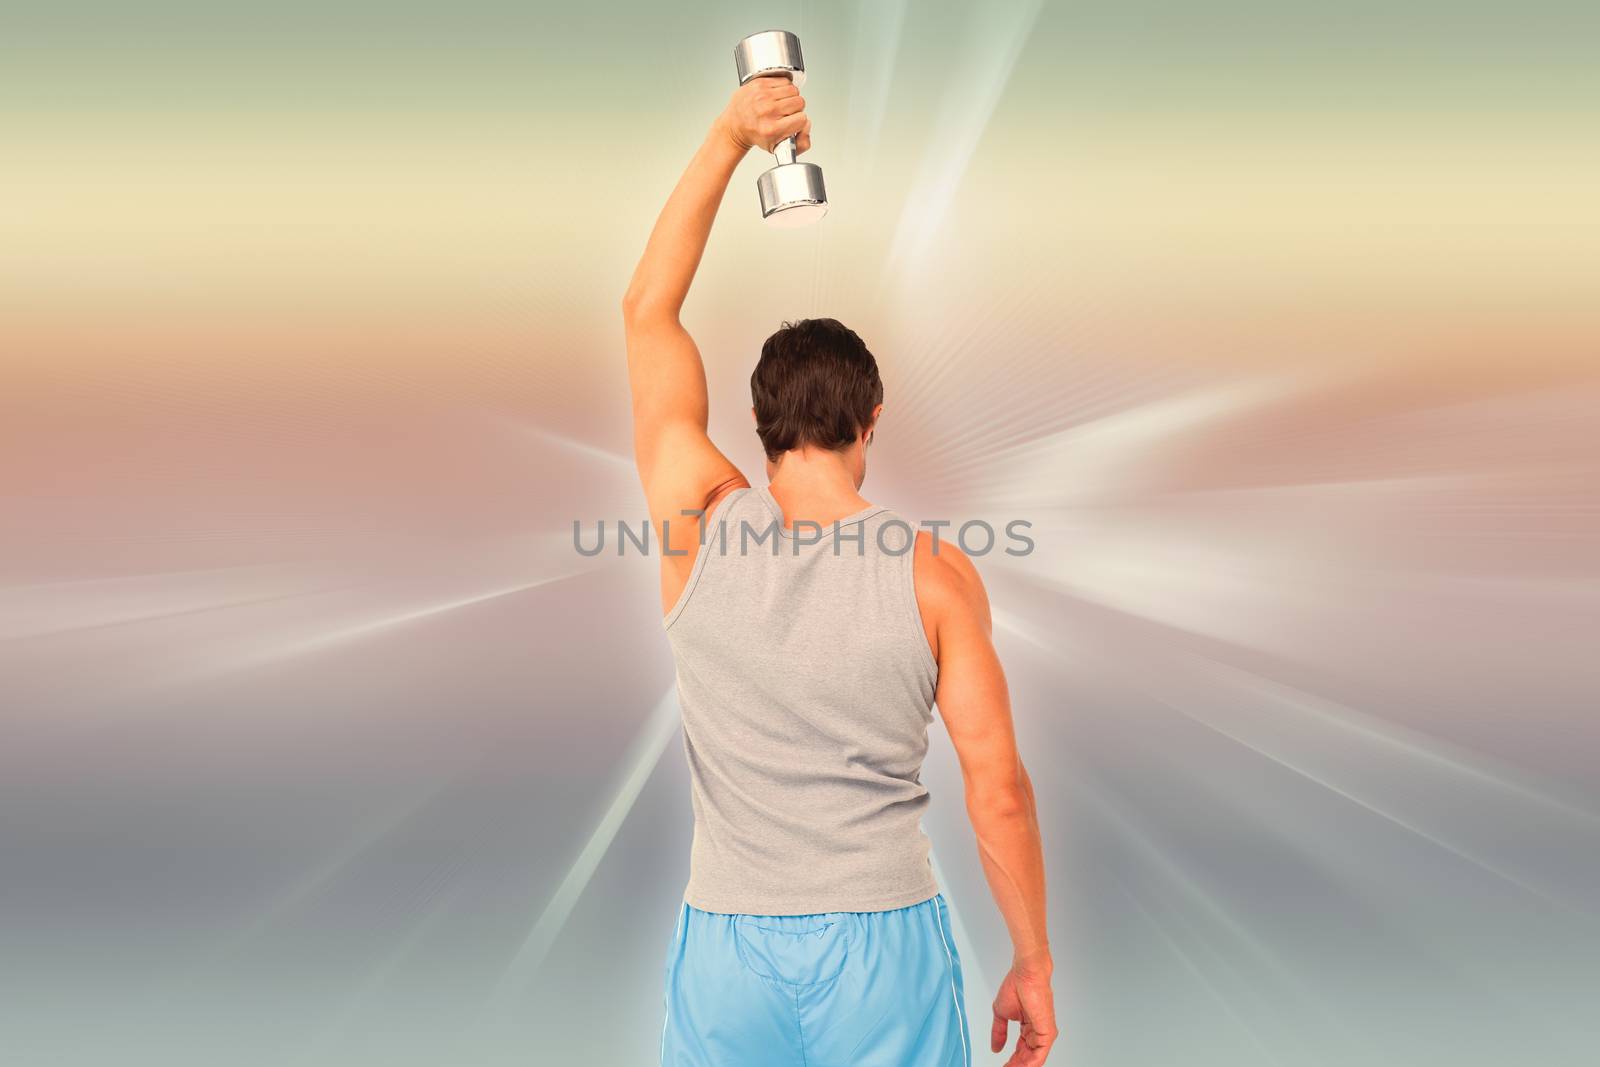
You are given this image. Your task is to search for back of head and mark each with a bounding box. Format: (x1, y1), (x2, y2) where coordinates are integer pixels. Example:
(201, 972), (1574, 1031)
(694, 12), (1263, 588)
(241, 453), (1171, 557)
(750, 318), (883, 463)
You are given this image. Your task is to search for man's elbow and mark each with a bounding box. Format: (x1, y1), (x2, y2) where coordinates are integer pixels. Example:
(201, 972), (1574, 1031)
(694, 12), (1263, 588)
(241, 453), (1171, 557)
(621, 287), (675, 326)
(965, 779), (1034, 821)
(620, 287), (644, 322)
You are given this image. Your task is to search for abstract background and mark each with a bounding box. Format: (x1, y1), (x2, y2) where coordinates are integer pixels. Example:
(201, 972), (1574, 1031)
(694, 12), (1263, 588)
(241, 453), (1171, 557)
(3, 1), (1597, 1064)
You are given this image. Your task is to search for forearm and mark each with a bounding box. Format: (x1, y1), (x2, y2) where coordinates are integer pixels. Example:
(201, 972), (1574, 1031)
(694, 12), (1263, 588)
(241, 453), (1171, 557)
(622, 119), (747, 320)
(968, 763), (1052, 973)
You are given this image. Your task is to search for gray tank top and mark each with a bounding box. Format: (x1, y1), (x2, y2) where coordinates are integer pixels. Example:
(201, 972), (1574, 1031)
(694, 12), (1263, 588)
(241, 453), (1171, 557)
(664, 485), (941, 915)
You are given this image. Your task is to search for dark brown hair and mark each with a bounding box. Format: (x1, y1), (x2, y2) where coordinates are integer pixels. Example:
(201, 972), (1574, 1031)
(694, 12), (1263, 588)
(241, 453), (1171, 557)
(750, 318), (883, 462)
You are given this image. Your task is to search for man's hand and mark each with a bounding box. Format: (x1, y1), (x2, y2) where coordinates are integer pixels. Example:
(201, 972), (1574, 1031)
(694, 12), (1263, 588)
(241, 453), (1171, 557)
(717, 75), (812, 155)
(991, 953), (1059, 1066)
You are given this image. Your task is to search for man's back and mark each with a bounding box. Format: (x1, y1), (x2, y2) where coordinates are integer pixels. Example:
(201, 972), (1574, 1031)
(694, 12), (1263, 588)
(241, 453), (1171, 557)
(665, 486), (939, 915)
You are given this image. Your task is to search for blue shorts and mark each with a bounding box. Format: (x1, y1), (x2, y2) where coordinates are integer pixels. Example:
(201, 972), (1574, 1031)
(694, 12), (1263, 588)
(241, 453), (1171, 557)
(660, 892), (971, 1066)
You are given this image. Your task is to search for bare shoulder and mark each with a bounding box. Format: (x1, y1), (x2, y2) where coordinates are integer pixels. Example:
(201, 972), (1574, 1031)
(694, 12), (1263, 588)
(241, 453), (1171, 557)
(912, 531), (992, 658)
(914, 530), (988, 603)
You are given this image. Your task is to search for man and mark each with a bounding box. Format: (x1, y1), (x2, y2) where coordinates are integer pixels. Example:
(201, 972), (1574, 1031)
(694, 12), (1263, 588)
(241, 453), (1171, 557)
(623, 73), (1057, 1067)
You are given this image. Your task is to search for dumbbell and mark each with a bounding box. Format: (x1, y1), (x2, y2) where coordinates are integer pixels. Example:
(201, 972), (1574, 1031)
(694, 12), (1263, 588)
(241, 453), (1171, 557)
(733, 30), (828, 227)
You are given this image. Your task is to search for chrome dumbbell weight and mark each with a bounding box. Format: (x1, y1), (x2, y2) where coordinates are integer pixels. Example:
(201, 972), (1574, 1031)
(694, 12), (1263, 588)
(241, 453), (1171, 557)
(733, 30), (828, 227)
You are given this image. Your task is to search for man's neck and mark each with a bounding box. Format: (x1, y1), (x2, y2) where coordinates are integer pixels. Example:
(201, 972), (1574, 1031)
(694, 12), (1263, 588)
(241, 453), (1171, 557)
(764, 448), (868, 528)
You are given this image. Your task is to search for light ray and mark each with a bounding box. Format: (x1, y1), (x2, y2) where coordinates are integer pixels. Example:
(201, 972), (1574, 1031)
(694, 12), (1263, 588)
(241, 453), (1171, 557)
(507, 421), (634, 473)
(999, 591), (1600, 914)
(209, 571), (583, 675)
(1178, 651), (1600, 824)
(881, 0), (1045, 284)
(943, 376), (1308, 506)
(1144, 675), (1598, 916)
(1069, 775), (1339, 1030)
(0, 563), (345, 642)
(161, 769), (466, 992)
(1110, 869), (1282, 1065)
(845, 0), (909, 182)
(280, 862), (468, 1067)
(486, 687), (681, 1009)
(1177, 698), (1584, 912)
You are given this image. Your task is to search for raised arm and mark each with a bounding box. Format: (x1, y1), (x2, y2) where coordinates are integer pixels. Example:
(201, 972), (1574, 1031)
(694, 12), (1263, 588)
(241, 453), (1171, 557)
(915, 534), (1058, 1066)
(621, 76), (811, 612)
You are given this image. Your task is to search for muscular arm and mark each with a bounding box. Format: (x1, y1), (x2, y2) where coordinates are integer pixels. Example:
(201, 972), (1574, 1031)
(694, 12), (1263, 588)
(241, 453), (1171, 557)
(621, 77), (811, 612)
(916, 534), (1058, 1066)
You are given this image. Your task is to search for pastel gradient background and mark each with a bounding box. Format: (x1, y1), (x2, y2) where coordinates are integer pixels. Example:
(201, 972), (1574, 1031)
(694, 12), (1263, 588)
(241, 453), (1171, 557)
(3, 1), (1597, 1065)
